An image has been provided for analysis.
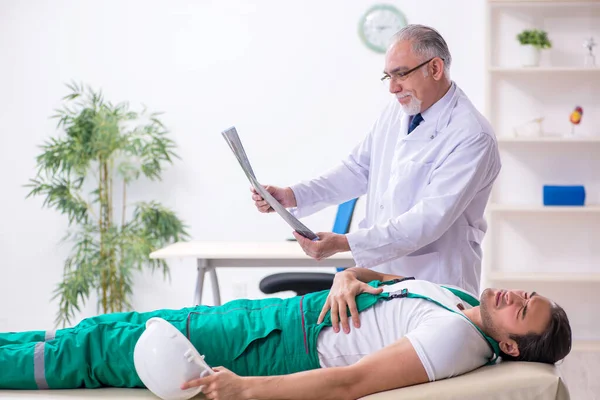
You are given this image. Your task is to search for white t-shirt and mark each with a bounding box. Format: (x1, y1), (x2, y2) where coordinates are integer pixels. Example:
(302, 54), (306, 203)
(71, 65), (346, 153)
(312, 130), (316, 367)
(316, 280), (492, 382)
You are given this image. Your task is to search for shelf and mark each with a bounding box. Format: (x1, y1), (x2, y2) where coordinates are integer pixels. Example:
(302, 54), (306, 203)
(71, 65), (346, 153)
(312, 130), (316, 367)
(489, 272), (600, 282)
(489, 0), (600, 2)
(497, 136), (600, 143)
(489, 67), (600, 73)
(489, 0), (600, 7)
(488, 204), (600, 212)
(486, 0), (600, 359)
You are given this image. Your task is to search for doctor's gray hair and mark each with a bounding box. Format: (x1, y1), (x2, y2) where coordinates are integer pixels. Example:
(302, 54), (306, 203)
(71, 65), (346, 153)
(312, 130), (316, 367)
(391, 24), (452, 77)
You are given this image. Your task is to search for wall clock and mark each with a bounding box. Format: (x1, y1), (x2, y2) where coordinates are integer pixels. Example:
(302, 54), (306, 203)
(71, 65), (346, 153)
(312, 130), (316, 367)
(358, 4), (407, 54)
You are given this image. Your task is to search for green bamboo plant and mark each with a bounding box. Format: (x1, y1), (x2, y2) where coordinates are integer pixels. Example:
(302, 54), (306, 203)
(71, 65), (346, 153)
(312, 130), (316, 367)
(27, 83), (189, 326)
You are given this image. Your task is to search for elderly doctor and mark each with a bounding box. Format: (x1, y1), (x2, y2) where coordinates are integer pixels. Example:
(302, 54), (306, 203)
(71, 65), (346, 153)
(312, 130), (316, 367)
(252, 24), (501, 332)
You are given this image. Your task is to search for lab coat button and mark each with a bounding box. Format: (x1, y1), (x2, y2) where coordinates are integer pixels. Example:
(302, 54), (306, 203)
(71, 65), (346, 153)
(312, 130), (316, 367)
(380, 205), (384, 209)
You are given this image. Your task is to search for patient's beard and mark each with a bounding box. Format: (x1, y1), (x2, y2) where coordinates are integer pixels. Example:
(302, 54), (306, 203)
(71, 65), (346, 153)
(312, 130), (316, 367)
(479, 289), (501, 339)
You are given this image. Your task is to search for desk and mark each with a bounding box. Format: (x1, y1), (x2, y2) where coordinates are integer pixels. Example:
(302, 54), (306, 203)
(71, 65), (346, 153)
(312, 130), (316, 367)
(150, 241), (356, 306)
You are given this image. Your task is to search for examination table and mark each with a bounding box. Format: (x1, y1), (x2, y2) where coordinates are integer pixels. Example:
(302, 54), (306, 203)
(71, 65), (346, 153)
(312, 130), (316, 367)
(0, 361), (568, 400)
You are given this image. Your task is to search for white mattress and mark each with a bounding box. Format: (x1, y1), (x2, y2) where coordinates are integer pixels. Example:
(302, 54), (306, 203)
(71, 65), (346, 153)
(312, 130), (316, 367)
(0, 362), (568, 400)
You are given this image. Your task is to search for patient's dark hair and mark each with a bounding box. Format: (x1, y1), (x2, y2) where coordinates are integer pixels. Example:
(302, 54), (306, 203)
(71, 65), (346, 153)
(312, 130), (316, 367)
(501, 302), (572, 364)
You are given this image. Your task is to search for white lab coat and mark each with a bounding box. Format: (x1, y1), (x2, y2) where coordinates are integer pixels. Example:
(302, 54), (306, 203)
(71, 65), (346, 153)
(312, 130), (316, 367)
(290, 83), (501, 295)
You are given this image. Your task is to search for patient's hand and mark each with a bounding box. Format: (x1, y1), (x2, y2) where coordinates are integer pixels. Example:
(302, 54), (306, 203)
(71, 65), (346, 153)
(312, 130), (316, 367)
(317, 270), (383, 333)
(181, 367), (248, 399)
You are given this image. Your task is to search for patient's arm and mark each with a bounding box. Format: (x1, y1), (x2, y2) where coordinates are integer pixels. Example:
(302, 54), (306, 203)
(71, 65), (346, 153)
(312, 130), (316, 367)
(343, 336), (429, 398)
(182, 337), (428, 400)
(345, 266), (405, 283)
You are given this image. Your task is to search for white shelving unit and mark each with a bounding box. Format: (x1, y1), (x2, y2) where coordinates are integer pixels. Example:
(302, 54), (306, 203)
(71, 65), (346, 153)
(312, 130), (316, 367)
(488, 204), (600, 212)
(490, 66), (600, 72)
(489, 271), (600, 282)
(498, 136), (600, 143)
(485, 1), (600, 397)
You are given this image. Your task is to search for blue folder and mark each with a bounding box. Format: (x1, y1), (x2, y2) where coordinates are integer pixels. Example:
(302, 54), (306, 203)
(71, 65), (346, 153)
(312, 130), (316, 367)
(543, 185), (585, 206)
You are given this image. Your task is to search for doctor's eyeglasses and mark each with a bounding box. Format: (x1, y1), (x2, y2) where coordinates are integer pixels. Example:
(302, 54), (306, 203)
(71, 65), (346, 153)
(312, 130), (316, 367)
(381, 57), (442, 83)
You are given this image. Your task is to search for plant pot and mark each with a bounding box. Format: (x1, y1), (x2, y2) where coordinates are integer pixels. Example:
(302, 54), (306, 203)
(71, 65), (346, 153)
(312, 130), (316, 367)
(520, 45), (540, 67)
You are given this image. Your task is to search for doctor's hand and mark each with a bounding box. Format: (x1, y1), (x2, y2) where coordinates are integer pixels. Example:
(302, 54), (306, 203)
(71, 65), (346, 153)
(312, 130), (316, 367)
(181, 367), (248, 400)
(292, 231), (350, 261)
(317, 270), (384, 333)
(250, 185), (296, 213)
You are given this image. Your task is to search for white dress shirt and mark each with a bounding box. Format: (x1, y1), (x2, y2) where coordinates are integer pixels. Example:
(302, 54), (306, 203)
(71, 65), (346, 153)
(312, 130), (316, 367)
(290, 82), (501, 294)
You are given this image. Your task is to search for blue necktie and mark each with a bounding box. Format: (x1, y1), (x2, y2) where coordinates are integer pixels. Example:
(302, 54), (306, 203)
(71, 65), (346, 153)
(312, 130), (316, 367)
(408, 113), (424, 134)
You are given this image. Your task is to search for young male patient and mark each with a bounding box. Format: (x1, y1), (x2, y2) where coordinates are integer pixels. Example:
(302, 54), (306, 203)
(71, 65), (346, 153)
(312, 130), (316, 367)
(0, 267), (571, 400)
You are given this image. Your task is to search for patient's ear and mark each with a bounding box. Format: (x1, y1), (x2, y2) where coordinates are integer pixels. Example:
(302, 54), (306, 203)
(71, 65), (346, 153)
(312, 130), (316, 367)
(499, 339), (520, 357)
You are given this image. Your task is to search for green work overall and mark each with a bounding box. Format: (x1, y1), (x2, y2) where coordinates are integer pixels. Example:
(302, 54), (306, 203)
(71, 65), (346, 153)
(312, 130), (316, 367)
(0, 279), (498, 390)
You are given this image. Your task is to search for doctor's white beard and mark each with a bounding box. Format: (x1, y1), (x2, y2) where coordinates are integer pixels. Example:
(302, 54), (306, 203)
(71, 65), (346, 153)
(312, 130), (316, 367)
(397, 93), (422, 116)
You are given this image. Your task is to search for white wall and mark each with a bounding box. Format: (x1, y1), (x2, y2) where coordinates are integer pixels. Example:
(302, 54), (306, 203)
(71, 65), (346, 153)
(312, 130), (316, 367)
(0, 0), (485, 331)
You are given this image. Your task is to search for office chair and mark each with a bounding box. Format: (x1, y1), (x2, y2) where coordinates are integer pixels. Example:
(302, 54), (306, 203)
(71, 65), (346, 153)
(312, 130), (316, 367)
(258, 198), (359, 296)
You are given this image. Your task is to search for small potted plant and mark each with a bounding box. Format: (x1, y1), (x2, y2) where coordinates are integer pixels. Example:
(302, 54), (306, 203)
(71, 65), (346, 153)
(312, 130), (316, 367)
(517, 29), (552, 67)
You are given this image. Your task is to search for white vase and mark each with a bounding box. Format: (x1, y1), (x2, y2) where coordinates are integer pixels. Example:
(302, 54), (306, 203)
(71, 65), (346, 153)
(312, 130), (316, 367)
(520, 45), (540, 67)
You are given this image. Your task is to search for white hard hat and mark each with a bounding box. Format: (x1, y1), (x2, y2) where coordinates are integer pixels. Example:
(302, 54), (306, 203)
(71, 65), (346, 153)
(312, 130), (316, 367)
(134, 317), (214, 400)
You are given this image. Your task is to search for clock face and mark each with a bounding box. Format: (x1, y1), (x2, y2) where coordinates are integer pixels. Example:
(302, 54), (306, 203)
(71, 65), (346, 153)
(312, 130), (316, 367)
(359, 5), (407, 54)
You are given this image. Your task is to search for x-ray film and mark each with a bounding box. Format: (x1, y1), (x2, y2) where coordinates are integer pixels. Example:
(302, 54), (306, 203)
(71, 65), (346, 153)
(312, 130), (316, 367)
(222, 126), (319, 240)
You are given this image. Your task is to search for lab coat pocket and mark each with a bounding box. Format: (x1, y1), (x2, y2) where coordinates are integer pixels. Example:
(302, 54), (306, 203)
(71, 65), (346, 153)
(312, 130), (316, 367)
(358, 218), (368, 229)
(401, 251), (441, 283)
(462, 225), (484, 260)
(465, 226), (484, 244)
(391, 160), (433, 211)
